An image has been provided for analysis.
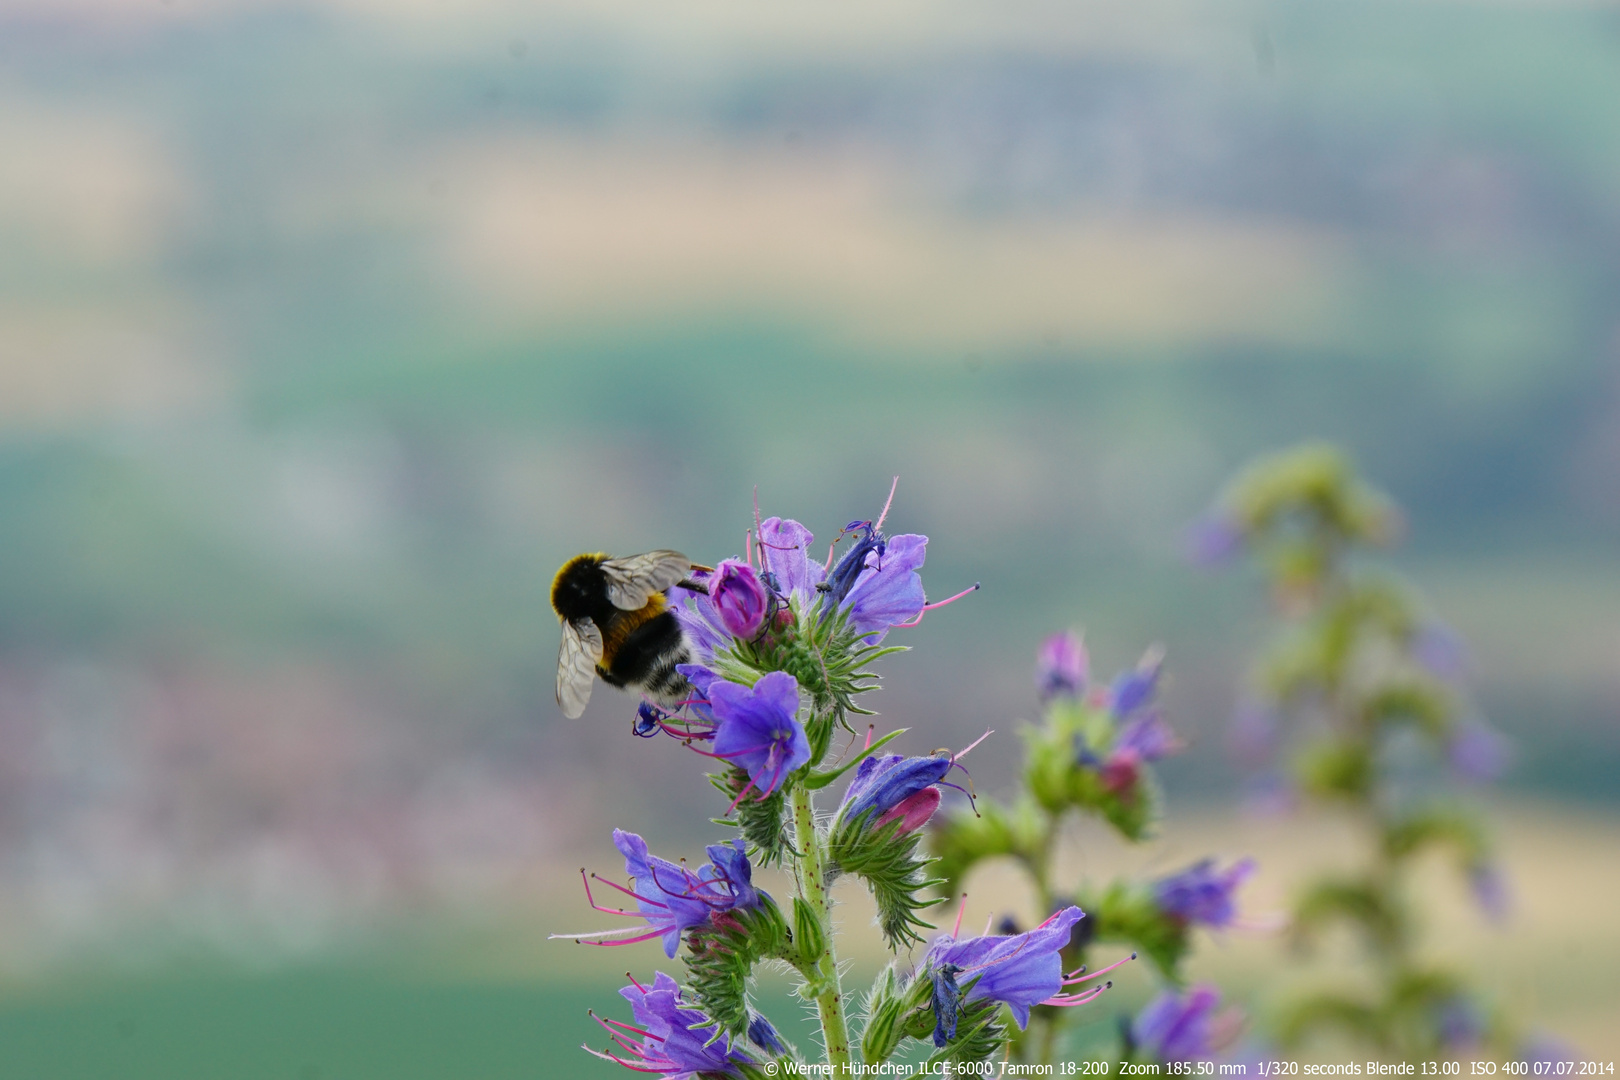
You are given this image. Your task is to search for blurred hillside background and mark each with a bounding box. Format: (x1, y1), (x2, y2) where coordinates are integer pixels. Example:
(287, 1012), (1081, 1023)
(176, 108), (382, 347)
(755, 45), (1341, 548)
(0, 0), (1617, 1075)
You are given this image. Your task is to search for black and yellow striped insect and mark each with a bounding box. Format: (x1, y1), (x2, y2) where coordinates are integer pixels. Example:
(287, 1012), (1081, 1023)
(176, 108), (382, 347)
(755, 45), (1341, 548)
(550, 550), (697, 719)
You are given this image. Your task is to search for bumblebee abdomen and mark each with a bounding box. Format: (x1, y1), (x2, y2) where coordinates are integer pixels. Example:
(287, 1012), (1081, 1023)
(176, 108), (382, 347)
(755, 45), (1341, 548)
(599, 608), (691, 706)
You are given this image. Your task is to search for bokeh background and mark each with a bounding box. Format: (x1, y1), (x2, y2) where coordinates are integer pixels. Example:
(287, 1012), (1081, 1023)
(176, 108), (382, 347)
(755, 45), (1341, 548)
(1, 0), (1617, 1075)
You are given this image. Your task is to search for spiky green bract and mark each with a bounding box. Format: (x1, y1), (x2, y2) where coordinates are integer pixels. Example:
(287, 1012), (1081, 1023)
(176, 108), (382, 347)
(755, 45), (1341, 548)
(927, 796), (1044, 899)
(859, 964), (909, 1064)
(683, 894), (793, 1040)
(1023, 701), (1161, 841)
(711, 595), (907, 759)
(827, 808), (945, 951)
(710, 766), (792, 867)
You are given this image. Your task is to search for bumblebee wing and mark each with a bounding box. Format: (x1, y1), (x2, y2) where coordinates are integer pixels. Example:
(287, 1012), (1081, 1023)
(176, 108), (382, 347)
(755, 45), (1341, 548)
(600, 550), (692, 610)
(556, 617), (603, 719)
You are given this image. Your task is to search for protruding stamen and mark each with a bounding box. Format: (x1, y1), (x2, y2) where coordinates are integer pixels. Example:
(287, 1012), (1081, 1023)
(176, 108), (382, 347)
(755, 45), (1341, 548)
(953, 893), (968, 938)
(953, 729), (994, 761)
(591, 873), (669, 909)
(1041, 981), (1113, 1008)
(574, 928), (668, 948)
(549, 926), (661, 940)
(865, 724), (875, 751)
(892, 583), (981, 628)
(1061, 952), (1135, 985)
(580, 869), (639, 917)
(874, 475), (900, 532)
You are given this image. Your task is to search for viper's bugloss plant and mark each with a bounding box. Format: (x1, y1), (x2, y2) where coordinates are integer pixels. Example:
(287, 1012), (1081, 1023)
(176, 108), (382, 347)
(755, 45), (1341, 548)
(1196, 444), (1526, 1060)
(559, 482), (1246, 1076)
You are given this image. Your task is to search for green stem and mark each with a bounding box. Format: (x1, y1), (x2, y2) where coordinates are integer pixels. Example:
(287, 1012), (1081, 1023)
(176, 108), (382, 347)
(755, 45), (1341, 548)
(791, 783), (854, 1069)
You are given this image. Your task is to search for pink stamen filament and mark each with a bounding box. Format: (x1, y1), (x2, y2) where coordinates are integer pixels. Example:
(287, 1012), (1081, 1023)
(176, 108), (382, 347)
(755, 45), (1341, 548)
(592, 1013), (657, 1041)
(874, 476), (899, 532)
(952, 729), (994, 762)
(864, 725), (875, 750)
(583, 1045), (665, 1073)
(1042, 982), (1112, 1008)
(648, 864), (733, 910)
(893, 583), (981, 629)
(1062, 952), (1136, 986)
(746, 529), (754, 569)
(581, 870), (639, 917)
(576, 928), (669, 948)
(724, 774), (759, 815)
(752, 485), (762, 557)
(953, 894), (968, 938)
(591, 873), (670, 909)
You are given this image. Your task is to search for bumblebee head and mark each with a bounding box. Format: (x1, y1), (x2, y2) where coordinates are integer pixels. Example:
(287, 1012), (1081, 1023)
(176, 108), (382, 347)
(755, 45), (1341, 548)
(551, 553), (610, 621)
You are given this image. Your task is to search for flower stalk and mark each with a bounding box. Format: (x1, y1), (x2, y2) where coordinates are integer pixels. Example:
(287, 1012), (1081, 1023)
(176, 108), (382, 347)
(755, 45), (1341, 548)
(791, 782), (854, 1069)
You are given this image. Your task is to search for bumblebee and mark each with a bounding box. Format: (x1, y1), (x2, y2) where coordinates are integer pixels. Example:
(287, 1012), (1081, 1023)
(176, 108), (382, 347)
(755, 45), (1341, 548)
(551, 549), (697, 719)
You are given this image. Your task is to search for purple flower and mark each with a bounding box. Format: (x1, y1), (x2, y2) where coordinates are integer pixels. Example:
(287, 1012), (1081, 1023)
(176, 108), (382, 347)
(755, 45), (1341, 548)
(708, 672), (811, 798)
(1448, 719), (1511, 784)
(1186, 514), (1244, 568)
(1036, 630), (1089, 702)
(838, 531), (929, 643)
(1115, 712), (1183, 763)
(840, 754), (952, 822)
(1133, 985), (1221, 1062)
(925, 905), (1087, 1031)
(1109, 649), (1164, 719)
(701, 837), (764, 911)
(746, 1012), (789, 1056)
(607, 830), (764, 957)
(1412, 621), (1470, 683)
(709, 559), (770, 639)
(1519, 1033), (1581, 1066)
(1435, 996), (1484, 1053)
(590, 970), (754, 1078)
(758, 517), (824, 602)
(667, 568), (731, 663)
(1153, 858), (1256, 928)
(1468, 861), (1510, 922)
(821, 520), (888, 609)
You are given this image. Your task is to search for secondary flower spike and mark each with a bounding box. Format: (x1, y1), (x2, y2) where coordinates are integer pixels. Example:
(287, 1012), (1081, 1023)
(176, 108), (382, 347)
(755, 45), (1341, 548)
(586, 971), (754, 1078)
(707, 671), (811, 799)
(1153, 858), (1256, 928)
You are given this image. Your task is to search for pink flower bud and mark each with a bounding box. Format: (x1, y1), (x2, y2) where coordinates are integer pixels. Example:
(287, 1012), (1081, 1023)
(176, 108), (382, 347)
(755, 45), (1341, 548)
(710, 559), (769, 639)
(873, 786), (942, 835)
